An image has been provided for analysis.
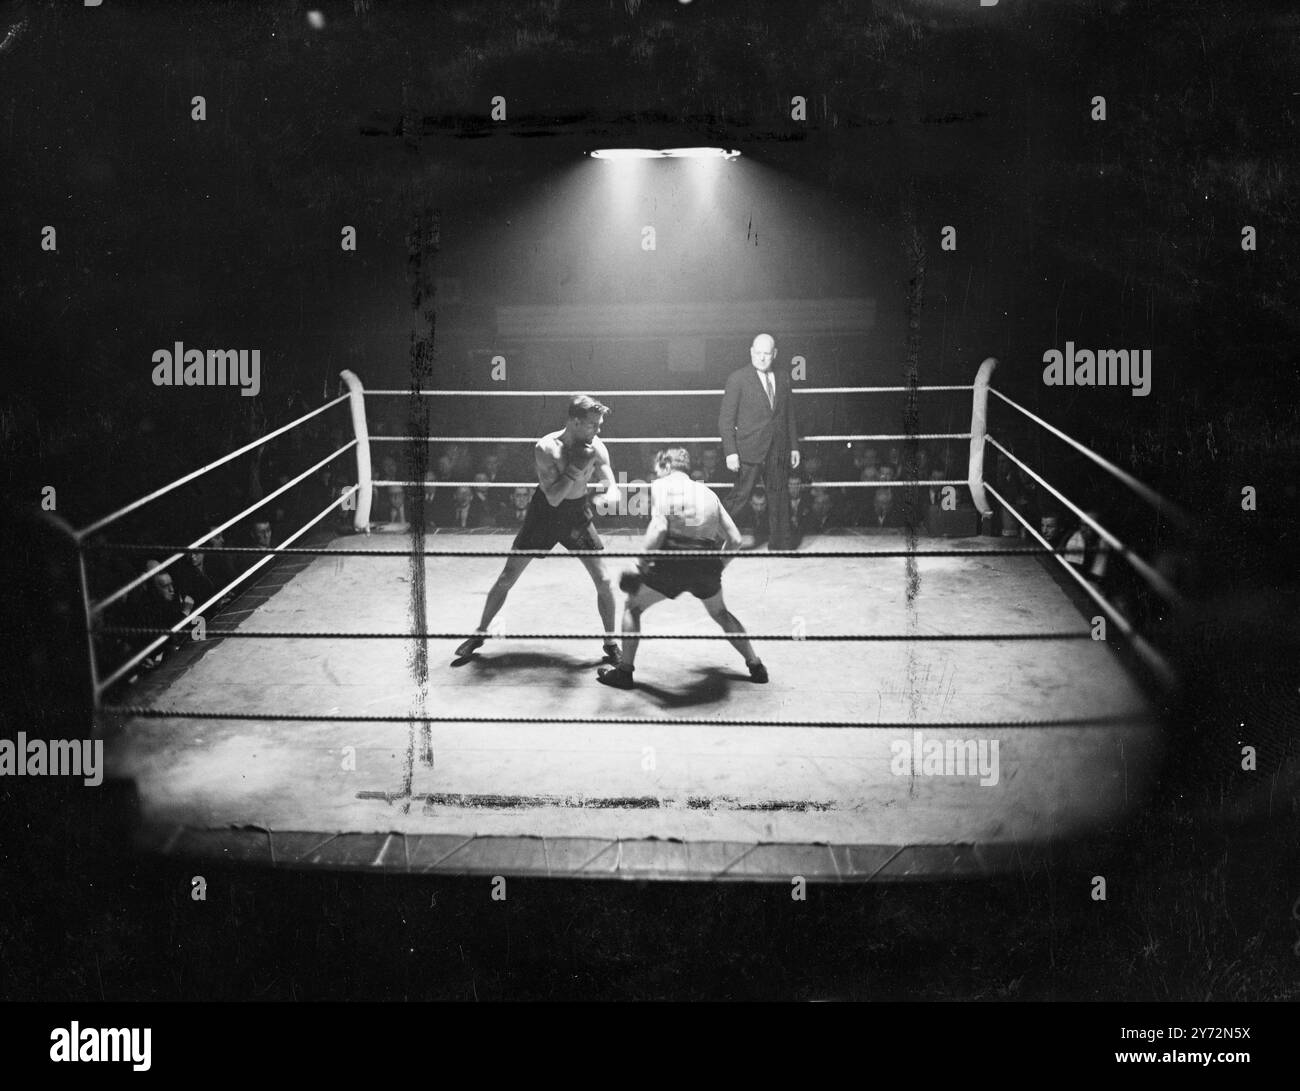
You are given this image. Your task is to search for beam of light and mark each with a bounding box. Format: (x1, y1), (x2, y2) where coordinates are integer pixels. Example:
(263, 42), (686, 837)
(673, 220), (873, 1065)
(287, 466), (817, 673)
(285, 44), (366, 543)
(589, 147), (741, 161)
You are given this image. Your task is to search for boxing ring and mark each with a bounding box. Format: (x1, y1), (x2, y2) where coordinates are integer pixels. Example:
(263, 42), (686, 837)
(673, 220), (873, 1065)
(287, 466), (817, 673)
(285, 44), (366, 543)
(67, 359), (1184, 881)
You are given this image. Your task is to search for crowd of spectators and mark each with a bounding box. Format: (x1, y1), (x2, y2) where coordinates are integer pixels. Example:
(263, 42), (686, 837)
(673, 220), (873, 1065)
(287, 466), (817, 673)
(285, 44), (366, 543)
(83, 401), (358, 693)
(88, 514), (296, 689)
(372, 439), (980, 537)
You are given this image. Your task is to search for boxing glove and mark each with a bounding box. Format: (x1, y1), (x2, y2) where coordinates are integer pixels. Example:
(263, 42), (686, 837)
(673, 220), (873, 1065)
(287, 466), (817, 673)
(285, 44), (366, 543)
(565, 442), (597, 476)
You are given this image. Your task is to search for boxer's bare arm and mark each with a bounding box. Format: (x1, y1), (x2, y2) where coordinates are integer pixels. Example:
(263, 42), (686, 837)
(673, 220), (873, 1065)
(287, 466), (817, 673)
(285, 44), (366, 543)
(642, 511), (669, 553)
(593, 438), (620, 507)
(535, 438), (573, 507)
(718, 504), (743, 562)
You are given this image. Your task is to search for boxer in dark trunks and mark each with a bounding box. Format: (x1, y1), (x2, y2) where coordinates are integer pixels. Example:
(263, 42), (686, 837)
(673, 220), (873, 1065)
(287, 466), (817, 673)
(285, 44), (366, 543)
(454, 395), (623, 664)
(597, 447), (767, 689)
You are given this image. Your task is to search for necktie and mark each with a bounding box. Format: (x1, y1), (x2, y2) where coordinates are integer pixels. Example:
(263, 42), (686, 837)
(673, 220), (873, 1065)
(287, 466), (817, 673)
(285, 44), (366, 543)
(762, 371), (774, 409)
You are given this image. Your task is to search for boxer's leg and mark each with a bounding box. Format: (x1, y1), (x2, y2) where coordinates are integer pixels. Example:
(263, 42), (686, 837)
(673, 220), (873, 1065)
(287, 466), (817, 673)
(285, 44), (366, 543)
(701, 590), (768, 681)
(578, 553), (619, 661)
(597, 584), (664, 688)
(618, 583), (665, 669)
(456, 555), (532, 657)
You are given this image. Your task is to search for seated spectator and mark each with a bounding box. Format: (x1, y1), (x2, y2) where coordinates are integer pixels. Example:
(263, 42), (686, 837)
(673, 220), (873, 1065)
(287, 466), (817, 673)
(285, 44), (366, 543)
(877, 464), (896, 482)
(800, 487), (838, 534)
(866, 486), (902, 529)
(481, 452), (503, 482)
(735, 487), (771, 548)
(429, 455), (457, 526)
(252, 518), (274, 550)
(852, 445), (880, 478)
(472, 472), (504, 526)
(174, 545), (220, 614)
(801, 454), (824, 481)
(131, 561), (191, 669)
(378, 455), (406, 524)
(306, 467), (337, 520)
(446, 486), (493, 529)
(885, 446), (902, 476)
(841, 475), (862, 524)
(690, 469), (708, 483)
(448, 443), (475, 480)
(852, 467), (881, 520)
(334, 480), (358, 532)
(1062, 511), (1110, 583)
(699, 446), (723, 485)
(926, 468), (948, 506)
(993, 445), (1034, 537)
(787, 473), (806, 547)
(246, 519), (276, 574)
(200, 526), (241, 591)
(1038, 511), (1065, 549)
(505, 486), (532, 525)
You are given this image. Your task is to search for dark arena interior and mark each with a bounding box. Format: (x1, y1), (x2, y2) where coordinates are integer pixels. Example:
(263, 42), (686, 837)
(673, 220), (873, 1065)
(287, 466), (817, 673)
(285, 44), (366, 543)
(1, 0), (1298, 1029)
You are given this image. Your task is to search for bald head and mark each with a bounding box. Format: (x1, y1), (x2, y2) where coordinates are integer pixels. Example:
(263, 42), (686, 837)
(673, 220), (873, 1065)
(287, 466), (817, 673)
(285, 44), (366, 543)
(749, 333), (776, 371)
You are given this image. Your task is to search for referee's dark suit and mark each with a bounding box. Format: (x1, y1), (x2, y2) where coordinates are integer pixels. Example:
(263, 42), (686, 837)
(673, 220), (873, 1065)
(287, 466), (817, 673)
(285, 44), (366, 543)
(718, 362), (800, 549)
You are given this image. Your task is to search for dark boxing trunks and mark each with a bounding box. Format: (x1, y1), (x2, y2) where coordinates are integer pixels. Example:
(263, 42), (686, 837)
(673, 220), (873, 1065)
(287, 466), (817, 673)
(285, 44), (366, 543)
(638, 536), (723, 600)
(512, 488), (603, 552)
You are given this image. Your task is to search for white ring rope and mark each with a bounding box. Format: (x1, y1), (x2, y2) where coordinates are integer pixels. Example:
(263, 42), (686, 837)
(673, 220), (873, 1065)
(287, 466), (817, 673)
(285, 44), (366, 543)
(372, 433), (971, 444)
(372, 478), (968, 489)
(985, 482), (1178, 691)
(89, 440), (358, 617)
(989, 387), (1189, 528)
(95, 487), (361, 698)
(75, 393), (350, 541)
(987, 437), (1185, 611)
(366, 385), (975, 397)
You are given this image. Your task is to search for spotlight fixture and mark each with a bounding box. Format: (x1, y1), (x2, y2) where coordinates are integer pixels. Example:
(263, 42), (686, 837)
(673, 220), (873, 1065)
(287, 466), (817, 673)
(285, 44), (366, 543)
(589, 147), (741, 161)
(589, 148), (665, 160)
(661, 147), (740, 160)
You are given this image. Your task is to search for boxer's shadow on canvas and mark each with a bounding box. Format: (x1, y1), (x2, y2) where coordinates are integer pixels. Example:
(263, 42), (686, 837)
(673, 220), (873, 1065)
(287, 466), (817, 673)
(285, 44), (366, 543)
(636, 668), (735, 708)
(449, 650), (591, 677)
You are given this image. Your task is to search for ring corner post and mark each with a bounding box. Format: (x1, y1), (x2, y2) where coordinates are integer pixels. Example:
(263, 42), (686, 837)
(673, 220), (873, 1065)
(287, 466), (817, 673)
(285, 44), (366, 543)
(340, 369), (372, 533)
(968, 357), (998, 533)
(38, 511), (101, 720)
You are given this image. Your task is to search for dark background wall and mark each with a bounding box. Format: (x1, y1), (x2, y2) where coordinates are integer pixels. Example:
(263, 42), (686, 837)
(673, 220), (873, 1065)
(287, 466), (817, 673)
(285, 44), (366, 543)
(1, 0), (1295, 552)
